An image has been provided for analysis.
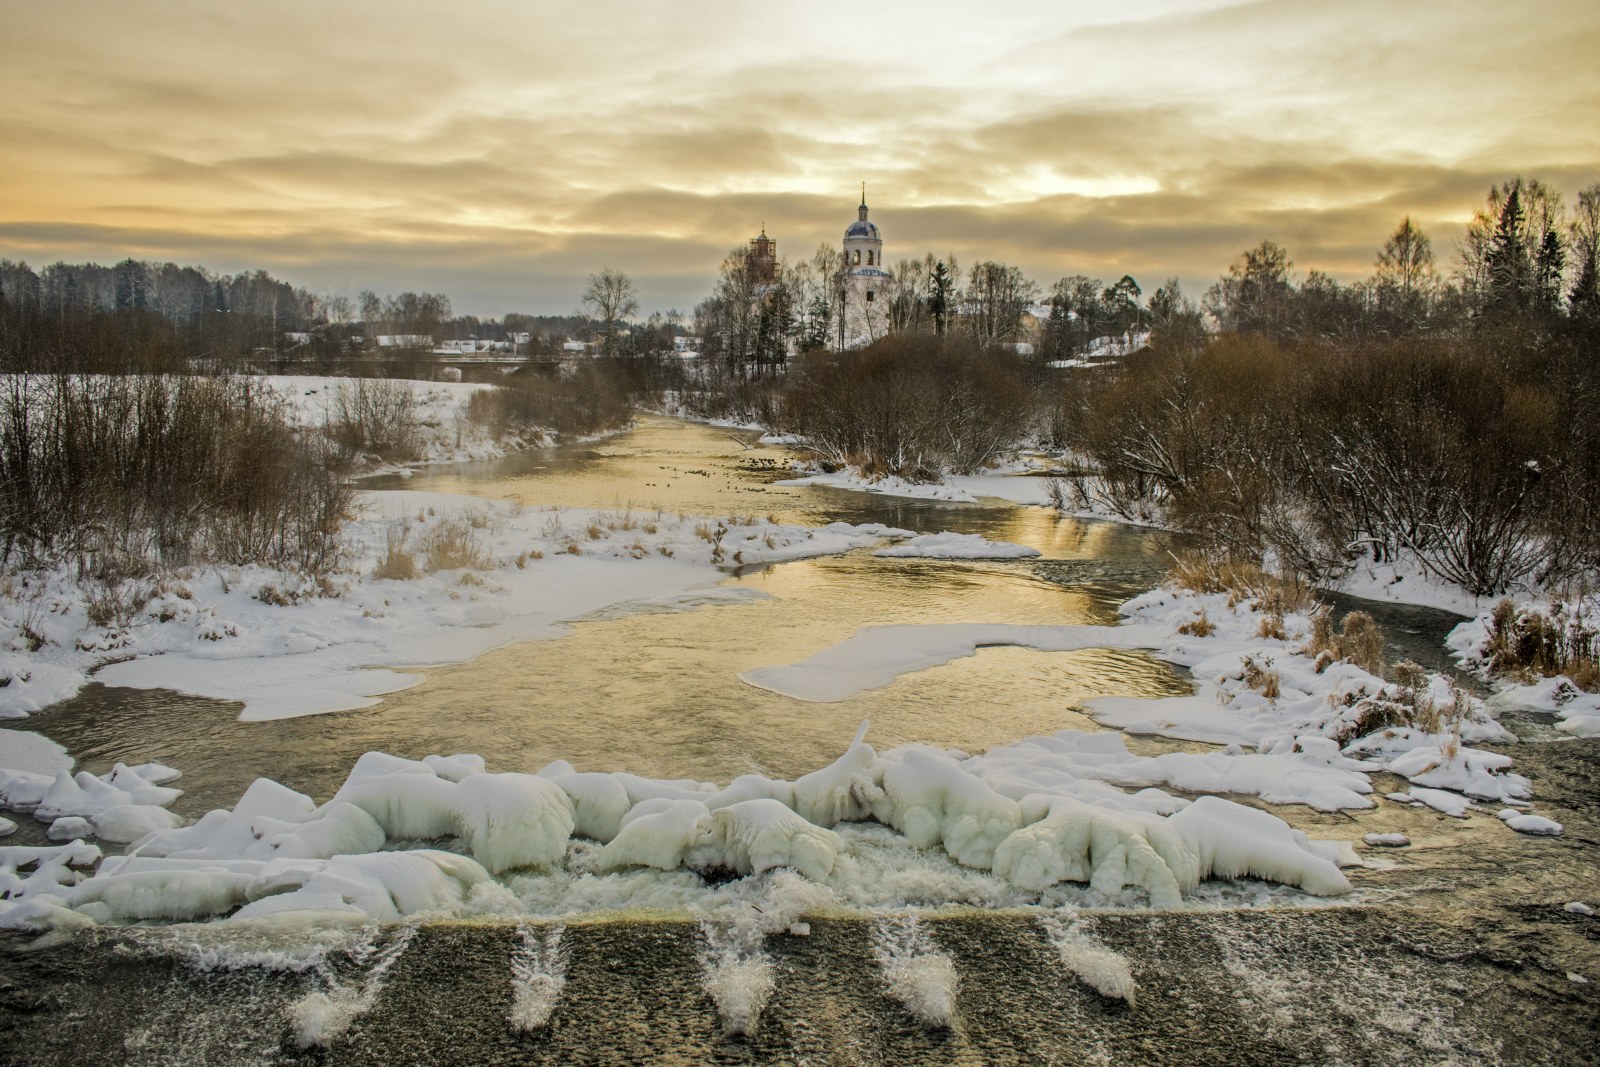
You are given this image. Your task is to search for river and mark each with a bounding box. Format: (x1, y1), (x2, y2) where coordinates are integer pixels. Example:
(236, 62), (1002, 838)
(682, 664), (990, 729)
(3, 415), (1596, 1065)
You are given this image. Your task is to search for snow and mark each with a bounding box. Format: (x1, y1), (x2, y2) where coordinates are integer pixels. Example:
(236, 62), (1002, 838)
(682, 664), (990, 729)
(258, 375), (521, 469)
(1334, 556), (1488, 615)
(777, 468), (1057, 506)
(1363, 833), (1410, 847)
(1496, 808), (1563, 836)
(1405, 788), (1475, 818)
(1, 496), (909, 721)
(741, 622), (1168, 703)
(872, 531), (1040, 559)
(2, 721), (1377, 931)
(1565, 902), (1595, 916)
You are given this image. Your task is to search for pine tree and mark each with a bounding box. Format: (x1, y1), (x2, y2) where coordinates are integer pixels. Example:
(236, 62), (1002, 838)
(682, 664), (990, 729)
(1486, 184), (1531, 316)
(928, 260), (953, 336)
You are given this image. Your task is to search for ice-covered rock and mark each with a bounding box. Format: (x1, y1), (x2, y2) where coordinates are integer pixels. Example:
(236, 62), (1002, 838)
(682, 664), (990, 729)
(595, 798), (711, 872)
(879, 746), (1022, 870)
(333, 767), (574, 874)
(1166, 796), (1351, 896)
(992, 799), (1195, 906)
(692, 798), (841, 880)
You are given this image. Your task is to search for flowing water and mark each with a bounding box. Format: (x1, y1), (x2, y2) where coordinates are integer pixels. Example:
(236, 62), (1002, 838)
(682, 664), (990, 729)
(4, 415), (1597, 1064)
(22, 415), (1186, 813)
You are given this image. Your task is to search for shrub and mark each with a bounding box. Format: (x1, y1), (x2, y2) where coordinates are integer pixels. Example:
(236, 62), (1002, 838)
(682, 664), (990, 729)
(778, 334), (1032, 482)
(466, 359), (635, 437)
(327, 377), (421, 459)
(0, 374), (351, 576)
(1303, 609), (1387, 677)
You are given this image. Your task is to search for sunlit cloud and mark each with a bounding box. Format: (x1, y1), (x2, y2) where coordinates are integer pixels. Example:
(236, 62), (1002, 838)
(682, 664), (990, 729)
(1, 0), (1597, 314)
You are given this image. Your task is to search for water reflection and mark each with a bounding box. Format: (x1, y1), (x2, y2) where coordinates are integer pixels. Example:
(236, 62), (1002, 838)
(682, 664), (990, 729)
(21, 416), (1258, 806)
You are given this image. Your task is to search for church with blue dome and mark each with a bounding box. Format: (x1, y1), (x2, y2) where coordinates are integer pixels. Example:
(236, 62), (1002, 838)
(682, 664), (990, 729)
(841, 184), (890, 348)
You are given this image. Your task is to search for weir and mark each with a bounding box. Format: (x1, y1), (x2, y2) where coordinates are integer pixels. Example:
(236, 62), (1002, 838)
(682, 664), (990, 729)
(3, 907), (1593, 1065)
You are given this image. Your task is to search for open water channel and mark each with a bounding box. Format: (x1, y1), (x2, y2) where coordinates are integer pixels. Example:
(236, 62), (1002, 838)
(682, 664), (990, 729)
(3, 415), (1596, 1065)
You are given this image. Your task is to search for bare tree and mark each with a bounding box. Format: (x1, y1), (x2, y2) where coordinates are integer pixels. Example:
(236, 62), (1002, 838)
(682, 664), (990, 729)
(581, 267), (640, 357)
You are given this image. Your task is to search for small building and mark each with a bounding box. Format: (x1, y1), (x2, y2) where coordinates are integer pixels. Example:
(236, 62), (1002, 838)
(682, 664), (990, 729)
(375, 334), (434, 349)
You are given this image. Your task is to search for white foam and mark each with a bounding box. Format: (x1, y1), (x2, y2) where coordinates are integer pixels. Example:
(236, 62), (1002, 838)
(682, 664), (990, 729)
(288, 924), (416, 1049)
(508, 923), (568, 1032)
(698, 920), (775, 1038)
(1039, 910), (1137, 1005)
(873, 914), (959, 1029)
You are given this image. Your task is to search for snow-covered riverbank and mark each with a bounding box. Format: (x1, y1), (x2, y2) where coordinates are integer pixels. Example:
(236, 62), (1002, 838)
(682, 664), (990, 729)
(259, 374), (539, 469)
(0, 491), (913, 720)
(1, 561), (1564, 935)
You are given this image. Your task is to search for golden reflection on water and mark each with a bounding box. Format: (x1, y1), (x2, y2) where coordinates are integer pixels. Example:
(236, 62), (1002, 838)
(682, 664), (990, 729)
(37, 414), (1188, 807)
(367, 549), (1191, 783)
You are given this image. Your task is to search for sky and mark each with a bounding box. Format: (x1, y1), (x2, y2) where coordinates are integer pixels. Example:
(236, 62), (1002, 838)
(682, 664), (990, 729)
(2, 0), (1598, 317)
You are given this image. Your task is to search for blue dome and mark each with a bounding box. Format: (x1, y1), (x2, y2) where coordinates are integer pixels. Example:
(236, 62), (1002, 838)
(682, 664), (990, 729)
(845, 220), (879, 239)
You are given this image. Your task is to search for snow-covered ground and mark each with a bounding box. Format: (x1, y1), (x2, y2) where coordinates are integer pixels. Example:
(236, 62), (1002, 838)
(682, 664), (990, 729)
(259, 374), (537, 469)
(777, 468), (1056, 506)
(0, 491), (912, 721)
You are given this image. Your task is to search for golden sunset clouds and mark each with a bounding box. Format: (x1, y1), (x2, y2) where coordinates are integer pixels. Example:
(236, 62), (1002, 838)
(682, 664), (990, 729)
(2, 0), (1597, 313)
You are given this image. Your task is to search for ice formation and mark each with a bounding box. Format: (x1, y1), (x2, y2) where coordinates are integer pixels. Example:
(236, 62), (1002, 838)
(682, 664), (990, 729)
(0, 578), (1551, 932)
(740, 622), (1168, 702)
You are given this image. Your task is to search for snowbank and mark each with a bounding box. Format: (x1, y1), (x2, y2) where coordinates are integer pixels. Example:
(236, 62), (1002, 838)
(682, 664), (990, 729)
(0, 496), (909, 721)
(777, 468), (1057, 506)
(1448, 597), (1600, 737)
(873, 532), (1040, 559)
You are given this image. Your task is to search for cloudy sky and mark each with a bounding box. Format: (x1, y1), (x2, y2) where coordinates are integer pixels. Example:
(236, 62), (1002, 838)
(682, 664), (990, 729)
(3, 0), (1597, 316)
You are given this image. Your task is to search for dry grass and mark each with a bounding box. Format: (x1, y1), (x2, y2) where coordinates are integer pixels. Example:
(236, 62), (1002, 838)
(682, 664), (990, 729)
(1303, 608), (1387, 677)
(417, 516), (488, 573)
(372, 522), (419, 581)
(1168, 550), (1313, 615)
(1482, 598), (1600, 690)
(1240, 654), (1281, 699)
(1177, 609), (1216, 637)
